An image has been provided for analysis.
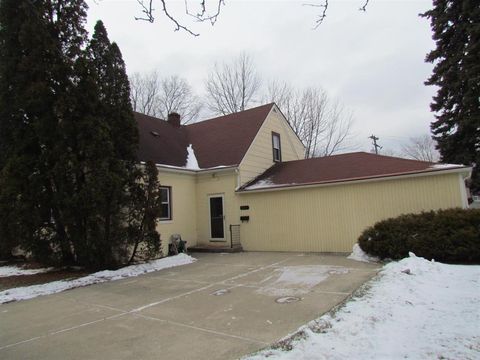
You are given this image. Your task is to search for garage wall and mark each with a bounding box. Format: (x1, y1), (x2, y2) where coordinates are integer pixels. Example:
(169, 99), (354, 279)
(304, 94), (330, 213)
(238, 173), (466, 253)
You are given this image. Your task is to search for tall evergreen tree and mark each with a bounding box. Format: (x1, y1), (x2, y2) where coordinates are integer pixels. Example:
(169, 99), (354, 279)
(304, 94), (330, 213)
(79, 20), (141, 267)
(0, 0), (88, 261)
(0, 1), (163, 266)
(422, 0), (480, 193)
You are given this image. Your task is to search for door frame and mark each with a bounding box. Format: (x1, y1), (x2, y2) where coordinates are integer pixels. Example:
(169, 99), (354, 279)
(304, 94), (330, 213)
(208, 194), (226, 242)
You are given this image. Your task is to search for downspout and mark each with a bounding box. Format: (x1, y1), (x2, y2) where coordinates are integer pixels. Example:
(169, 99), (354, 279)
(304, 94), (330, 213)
(235, 167), (240, 190)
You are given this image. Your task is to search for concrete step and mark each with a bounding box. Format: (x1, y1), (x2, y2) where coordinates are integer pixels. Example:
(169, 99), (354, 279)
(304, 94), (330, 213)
(188, 244), (243, 253)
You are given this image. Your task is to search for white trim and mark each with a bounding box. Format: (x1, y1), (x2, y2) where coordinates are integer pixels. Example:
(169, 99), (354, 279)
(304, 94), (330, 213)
(154, 164), (237, 175)
(208, 194), (226, 241)
(458, 173), (469, 208)
(237, 167), (472, 194)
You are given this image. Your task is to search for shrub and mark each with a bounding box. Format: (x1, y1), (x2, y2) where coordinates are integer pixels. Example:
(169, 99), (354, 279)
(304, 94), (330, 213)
(358, 208), (480, 263)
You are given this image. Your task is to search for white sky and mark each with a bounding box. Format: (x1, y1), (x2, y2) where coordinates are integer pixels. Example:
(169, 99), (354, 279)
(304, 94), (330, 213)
(86, 0), (437, 153)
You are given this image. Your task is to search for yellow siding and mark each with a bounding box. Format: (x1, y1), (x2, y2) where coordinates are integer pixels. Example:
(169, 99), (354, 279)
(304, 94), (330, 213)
(239, 108), (305, 186)
(195, 171), (240, 247)
(156, 171), (197, 255)
(238, 173), (465, 253)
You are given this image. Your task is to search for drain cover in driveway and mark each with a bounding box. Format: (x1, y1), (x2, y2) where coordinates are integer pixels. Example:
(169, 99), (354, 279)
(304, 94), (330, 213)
(211, 289), (230, 296)
(275, 296), (301, 304)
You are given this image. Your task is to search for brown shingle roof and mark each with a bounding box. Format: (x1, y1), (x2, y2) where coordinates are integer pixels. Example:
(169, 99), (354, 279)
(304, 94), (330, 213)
(239, 152), (466, 191)
(135, 103), (274, 168)
(135, 112), (188, 167)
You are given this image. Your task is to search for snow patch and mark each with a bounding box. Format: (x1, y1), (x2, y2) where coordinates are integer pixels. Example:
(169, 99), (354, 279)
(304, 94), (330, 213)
(245, 254), (480, 360)
(245, 179), (275, 190)
(0, 265), (54, 277)
(347, 243), (380, 263)
(430, 163), (462, 169)
(185, 144), (200, 170)
(257, 265), (349, 297)
(0, 254), (196, 304)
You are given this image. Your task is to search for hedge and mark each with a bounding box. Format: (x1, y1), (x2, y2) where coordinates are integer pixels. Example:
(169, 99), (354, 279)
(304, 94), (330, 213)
(358, 208), (480, 263)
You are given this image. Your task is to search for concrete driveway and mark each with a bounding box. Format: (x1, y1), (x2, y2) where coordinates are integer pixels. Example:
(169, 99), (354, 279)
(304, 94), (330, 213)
(0, 252), (379, 360)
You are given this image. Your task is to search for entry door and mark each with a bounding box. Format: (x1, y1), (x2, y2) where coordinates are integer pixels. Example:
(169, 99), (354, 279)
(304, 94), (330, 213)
(209, 195), (225, 240)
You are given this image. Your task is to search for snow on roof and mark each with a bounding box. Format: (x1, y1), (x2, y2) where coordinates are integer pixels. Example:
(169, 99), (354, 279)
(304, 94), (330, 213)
(429, 163), (463, 169)
(185, 144), (200, 170)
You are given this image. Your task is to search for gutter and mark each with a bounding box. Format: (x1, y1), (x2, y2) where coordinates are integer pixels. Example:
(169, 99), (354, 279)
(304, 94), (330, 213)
(236, 166), (472, 194)
(152, 163), (238, 175)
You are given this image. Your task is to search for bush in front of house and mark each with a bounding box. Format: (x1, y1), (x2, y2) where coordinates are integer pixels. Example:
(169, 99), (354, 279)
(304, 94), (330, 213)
(358, 208), (480, 263)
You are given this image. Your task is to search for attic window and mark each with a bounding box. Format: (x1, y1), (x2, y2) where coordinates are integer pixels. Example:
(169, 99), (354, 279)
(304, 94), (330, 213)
(150, 131), (160, 137)
(272, 132), (282, 162)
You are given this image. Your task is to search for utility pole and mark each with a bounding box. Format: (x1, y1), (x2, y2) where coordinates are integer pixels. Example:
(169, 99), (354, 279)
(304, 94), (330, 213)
(369, 135), (382, 155)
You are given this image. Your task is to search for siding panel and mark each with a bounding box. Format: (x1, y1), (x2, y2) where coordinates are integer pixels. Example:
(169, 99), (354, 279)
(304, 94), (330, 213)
(239, 173), (465, 253)
(239, 109), (305, 185)
(156, 171), (197, 254)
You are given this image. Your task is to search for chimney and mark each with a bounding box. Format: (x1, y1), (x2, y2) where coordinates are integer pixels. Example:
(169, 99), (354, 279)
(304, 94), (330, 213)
(167, 112), (181, 127)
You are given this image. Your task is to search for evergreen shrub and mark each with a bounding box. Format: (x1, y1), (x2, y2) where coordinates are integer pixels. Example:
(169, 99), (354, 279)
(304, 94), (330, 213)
(358, 208), (480, 263)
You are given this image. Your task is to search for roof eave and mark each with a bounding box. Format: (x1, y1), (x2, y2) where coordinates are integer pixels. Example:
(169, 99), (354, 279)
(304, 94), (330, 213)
(237, 166), (472, 194)
(153, 163), (238, 175)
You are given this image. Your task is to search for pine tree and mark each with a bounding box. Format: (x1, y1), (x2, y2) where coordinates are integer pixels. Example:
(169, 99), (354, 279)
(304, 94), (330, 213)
(0, 2), (164, 266)
(0, 0), (83, 261)
(422, 0), (480, 193)
(127, 161), (162, 264)
(79, 21), (138, 266)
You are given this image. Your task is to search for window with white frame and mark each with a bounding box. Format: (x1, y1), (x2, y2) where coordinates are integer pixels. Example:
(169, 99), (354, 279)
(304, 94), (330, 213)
(159, 186), (172, 220)
(272, 132), (282, 162)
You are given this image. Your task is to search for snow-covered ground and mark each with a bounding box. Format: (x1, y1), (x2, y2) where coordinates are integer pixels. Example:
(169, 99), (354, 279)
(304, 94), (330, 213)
(246, 253), (480, 360)
(0, 265), (54, 277)
(0, 254), (196, 304)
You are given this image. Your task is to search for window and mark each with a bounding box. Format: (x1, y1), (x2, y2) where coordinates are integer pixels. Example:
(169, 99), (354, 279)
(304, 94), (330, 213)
(159, 186), (172, 220)
(272, 132), (282, 162)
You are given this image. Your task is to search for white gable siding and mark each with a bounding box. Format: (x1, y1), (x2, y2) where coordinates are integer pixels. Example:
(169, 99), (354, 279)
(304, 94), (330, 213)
(238, 107), (305, 186)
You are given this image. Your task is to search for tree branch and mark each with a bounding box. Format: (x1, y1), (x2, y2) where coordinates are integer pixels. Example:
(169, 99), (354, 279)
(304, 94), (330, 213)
(303, 1), (328, 28)
(359, 0), (370, 12)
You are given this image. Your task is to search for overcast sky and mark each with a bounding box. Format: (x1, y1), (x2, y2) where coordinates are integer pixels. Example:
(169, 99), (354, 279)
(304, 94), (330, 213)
(86, 0), (437, 153)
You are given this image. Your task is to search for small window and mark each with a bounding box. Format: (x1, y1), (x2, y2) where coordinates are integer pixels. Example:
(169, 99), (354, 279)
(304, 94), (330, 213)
(272, 132), (282, 162)
(159, 186), (172, 220)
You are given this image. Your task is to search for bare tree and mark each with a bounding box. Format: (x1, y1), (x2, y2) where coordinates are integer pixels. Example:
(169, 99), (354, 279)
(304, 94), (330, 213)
(130, 71), (161, 117)
(157, 75), (202, 124)
(205, 53), (261, 116)
(131, 1), (370, 35)
(401, 135), (440, 162)
(130, 71), (202, 124)
(266, 81), (355, 158)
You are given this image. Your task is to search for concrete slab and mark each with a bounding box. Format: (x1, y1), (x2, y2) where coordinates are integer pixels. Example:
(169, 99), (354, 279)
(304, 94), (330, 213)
(0, 252), (380, 359)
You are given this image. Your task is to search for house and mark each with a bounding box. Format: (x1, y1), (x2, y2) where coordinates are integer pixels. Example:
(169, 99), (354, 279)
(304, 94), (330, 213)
(135, 103), (471, 254)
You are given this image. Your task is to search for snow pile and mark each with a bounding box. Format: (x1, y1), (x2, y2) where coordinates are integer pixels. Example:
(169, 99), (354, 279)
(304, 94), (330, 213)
(0, 265), (54, 277)
(347, 243), (380, 263)
(185, 144), (200, 170)
(0, 254), (196, 304)
(246, 254), (480, 360)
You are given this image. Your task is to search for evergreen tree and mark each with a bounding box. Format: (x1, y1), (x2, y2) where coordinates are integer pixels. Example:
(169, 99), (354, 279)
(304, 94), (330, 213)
(0, 0), (87, 261)
(0, 2), (164, 266)
(127, 161), (162, 264)
(422, 0), (480, 193)
(80, 20), (141, 267)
